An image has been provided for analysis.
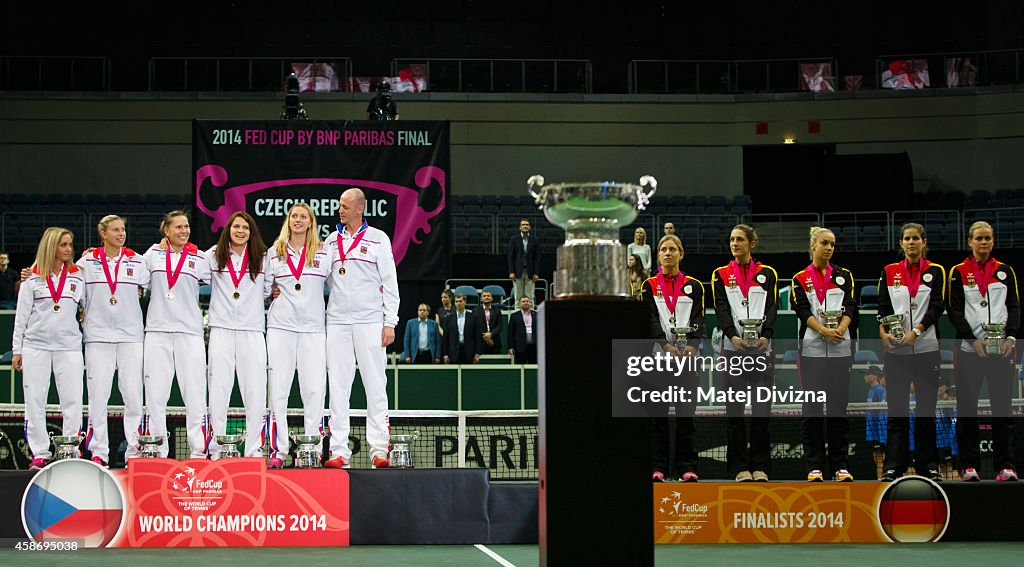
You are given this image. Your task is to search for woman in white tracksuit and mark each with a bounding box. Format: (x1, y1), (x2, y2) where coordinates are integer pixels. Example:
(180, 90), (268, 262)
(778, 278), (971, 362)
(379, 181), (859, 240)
(13, 227), (86, 469)
(143, 211), (212, 458)
(206, 211), (270, 460)
(264, 203), (330, 469)
(79, 215), (150, 467)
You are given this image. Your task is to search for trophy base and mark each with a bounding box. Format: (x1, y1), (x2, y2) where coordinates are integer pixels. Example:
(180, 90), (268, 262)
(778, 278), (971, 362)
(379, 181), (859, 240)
(553, 240), (630, 298)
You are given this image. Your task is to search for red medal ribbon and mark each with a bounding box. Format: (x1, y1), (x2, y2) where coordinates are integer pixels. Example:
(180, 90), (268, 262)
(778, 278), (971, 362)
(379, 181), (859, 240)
(99, 248), (123, 298)
(227, 248), (249, 290)
(967, 257), (997, 298)
(336, 221), (368, 268)
(657, 267), (684, 317)
(46, 265), (69, 307)
(806, 263), (833, 305)
(903, 258), (926, 298)
(729, 260), (759, 297)
(165, 245), (190, 292)
(286, 244), (308, 285)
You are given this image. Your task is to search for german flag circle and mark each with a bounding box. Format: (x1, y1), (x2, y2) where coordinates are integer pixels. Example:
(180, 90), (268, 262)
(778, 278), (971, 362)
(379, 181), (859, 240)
(877, 476), (950, 543)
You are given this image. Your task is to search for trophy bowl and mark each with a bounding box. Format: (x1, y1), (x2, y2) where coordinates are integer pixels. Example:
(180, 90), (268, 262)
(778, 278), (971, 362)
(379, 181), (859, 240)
(877, 313), (906, 341)
(293, 434), (323, 469)
(138, 435), (164, 458)
(818, 307), (845, 330)
(528, 175), (656, 298)
(738, 318), (765, 348)
(215, 433), (244, 459)
(983, 323), (1007, 355)
(670, 325), (698, 350)
(51, 435), (82, 461)
(389, 431), (420, 469)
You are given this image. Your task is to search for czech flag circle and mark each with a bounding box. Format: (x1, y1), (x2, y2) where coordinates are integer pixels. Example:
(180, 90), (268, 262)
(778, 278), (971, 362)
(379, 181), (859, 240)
(877, 475), (950, 543)
(21, 459), (126, 547)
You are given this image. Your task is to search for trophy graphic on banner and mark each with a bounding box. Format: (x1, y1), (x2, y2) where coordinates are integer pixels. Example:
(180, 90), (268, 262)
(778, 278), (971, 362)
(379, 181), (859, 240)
(739, 318), (766, 348)
(984, 323), (1007, 355)
(138, 435), (164, 458)
(528, 175), (656, 298)
(877, 313), (907, 341)
(818, 306), (846, 330)
(51, 434), (82, 461)
(388, 431), (420, 469)
(293, 434), (322, 469)
(215, 433), (244, 459)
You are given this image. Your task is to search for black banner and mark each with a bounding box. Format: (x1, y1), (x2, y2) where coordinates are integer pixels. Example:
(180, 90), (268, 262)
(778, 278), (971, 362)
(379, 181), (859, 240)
(192, 120), (449, 280)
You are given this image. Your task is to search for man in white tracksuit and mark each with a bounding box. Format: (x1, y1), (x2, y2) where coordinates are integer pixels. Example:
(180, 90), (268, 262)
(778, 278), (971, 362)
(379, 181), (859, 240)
(324, 188), (400, 469)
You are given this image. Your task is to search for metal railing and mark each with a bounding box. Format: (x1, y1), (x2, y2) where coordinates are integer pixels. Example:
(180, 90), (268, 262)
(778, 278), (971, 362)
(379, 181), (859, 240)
(821, 211), (892, 252)
(628, 57), (836, 94)
(0, 56), (111, 90)
(876, 48), (1023, 88)
(444, 278), (550, 308)
(391, 58), (593, 93)
(147, 57), (353, 91)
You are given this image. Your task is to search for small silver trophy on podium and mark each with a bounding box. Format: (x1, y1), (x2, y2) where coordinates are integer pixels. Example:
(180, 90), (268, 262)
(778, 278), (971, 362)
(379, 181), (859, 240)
(388, 431), (420, 469)
(138, 435), (164, 458)
(215, 433), (244, 459)
(670, 324), (698, 351)
(878, 313), (906, 341)
(293, 434), (322, 469)
(818, 307), (846, 330)
(739, 318), (766, 348)
(984, 323), (1007, 355)
(51, 434), (82, 461)
(528, 175), (656, 298)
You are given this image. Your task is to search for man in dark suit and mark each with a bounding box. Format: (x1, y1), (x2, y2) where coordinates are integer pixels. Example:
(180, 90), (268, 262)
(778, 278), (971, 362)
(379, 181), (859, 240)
(443, 295), (482, 364)
(507, 296), (537, 364)
(402, 304), (442, 364)
(507, 218), (539, 303)
(472, 290), (504, 355)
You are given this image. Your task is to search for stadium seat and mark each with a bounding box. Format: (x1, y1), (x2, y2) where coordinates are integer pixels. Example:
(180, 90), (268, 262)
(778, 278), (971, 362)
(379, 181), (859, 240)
(854, 350), (880, 364)
(782, 350), (799, 364)
(940, 350), (954, 364)
(483, 284), (507, 305)
(1, 350), (12, 364)
(453, 285), (479, 307)
(860, 285), (879, 308)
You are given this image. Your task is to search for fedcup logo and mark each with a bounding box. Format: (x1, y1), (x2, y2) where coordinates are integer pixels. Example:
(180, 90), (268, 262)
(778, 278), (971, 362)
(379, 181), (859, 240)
(194, 164), (446, 265)
(21, 459), (126, 547)
(876, 475), (949, 543)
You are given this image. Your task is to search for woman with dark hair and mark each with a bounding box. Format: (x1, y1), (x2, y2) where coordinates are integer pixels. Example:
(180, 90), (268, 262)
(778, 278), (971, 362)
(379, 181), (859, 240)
(877, 222), (945, 481)
(206, 211), (271, 460)
(712, 224), (779, 482)
(644, 234), (703, 482)
(436, 289), (454, 335)
(13, 227), (85, 469)
(143, 211), (212, 459)
(792, 226), (858, 482)
(947, 220), (1019, 481)
(78, 215), (150, 467)
(628, 253), (649, 301)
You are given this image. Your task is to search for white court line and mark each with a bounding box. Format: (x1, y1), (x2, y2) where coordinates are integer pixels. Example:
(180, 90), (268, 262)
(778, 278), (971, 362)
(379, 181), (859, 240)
(474, 544), (517, 567)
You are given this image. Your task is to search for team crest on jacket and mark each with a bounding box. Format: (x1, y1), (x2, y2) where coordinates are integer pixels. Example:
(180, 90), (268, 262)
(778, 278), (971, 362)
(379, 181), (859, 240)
(894, 277), (901, 289)
(314, 259), (320, 268)
(836, 276), (845, 286)
(997, 271), (1006, 280)
(756, 274), (767, 284)
(923, 273), (933, 283)
(126, 268), (134, 277)
(360, 246), (367, 255)
(70, 283), (77, 293)
(188, 260), (195, 270)
(684, 285), (692, 294)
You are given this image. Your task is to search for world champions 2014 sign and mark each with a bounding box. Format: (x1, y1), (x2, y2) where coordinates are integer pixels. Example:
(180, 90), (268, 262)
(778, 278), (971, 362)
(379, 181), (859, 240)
(192, 120), (450, 280)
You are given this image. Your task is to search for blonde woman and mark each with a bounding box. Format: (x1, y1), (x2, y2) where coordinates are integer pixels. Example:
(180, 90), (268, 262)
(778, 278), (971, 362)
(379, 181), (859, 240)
(791, 227), (857, 482)
(143, 211), (212, 459)
(627, 227), (652, 273)
(13, 227), (86, 469)
(264, 203), (331, 469)
(78, 215), (150, 467)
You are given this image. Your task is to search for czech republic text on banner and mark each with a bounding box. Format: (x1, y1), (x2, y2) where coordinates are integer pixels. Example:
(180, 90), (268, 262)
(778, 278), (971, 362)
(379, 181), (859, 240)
(113, 458), (349, 547)
(654, 477), (949, 544)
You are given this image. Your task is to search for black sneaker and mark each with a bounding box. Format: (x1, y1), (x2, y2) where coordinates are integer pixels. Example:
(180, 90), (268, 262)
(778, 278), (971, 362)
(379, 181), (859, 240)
(927, 469), (942, 482)
(880, 469), (897, 482)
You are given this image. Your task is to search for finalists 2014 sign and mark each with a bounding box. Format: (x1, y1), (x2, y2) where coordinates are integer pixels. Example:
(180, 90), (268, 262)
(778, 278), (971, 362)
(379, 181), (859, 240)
(193, 120), (449, 280)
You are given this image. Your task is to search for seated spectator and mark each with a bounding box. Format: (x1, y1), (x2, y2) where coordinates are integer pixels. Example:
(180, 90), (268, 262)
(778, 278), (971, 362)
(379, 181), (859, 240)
(442, 294), (482, 364)
(508, 296), (537, 364)
(473, 290), (504, 355)
(403, 303), (442, 364)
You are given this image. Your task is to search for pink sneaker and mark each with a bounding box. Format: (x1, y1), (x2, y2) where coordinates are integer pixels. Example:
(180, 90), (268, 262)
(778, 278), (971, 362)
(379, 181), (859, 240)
(962, 468), (980, 482)
(996, 468), (1018, 482)
(268, 457), (284, 469)
(681, 472), (699, 482)
(91, 456), (108, 468)
(652, 471), (665, 482)
(29, 458), (48, 470)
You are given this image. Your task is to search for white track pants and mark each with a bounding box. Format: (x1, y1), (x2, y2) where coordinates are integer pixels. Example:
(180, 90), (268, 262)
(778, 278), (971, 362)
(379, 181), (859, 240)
(327, 323), (390, 460)
(266, 328), (326, 460)
(144, 332), (208, 458)
(85, 342), (143, 462)
(207, 328), (267, 459)
(22, 347), (83, 460)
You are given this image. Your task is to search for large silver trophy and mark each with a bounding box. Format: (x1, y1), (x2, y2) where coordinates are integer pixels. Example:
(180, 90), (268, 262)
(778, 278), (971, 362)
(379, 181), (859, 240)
(388, 431), (420, 469)
(739, 318), (765, 348)
(51, 434), (82, 461)
(215, 433), (243, 459)
(528, 175), (656, 298)
(984, 323), (1007, 355)
(294, 434), (322, 469)
(138, 435), (164, 458)
(818, 307), (845, 330)
(877, 313), (906, 341)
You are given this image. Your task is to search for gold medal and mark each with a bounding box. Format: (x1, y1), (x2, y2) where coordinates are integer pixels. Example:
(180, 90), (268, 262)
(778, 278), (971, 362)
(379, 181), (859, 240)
(109, 297), (118, 306)
(339, 266), (346, 275)
(52, 304), (61, 313)
(233, 291), (241, 300)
